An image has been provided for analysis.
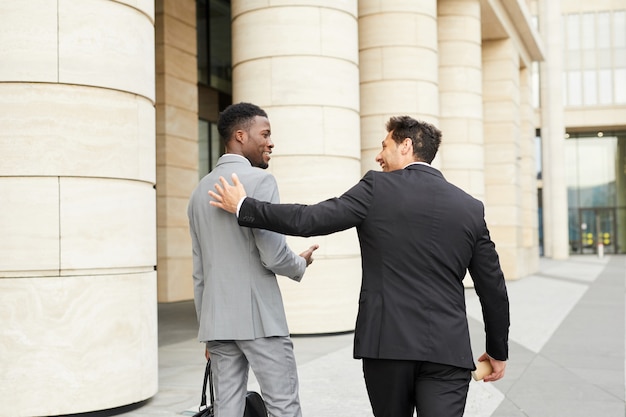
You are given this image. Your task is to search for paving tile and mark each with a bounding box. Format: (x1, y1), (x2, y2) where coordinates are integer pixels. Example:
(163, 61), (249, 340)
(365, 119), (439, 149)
(108, 255), (626, 417)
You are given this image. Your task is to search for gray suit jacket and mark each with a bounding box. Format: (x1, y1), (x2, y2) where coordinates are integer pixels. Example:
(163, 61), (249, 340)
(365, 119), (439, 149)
(187, 154), (306, 341)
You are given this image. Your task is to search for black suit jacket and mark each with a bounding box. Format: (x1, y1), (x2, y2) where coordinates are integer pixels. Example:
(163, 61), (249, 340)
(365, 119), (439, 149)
(238, 164), (509, 369)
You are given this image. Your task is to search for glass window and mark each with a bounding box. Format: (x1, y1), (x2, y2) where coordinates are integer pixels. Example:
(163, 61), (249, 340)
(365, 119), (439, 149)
(615, 48), (626, 67)
(209, 123), (221, 169)
(615, 69), (626, 103)
(598, 69), (613, 104)
(198, 120), (222, 178)
(534, 132), (542, 179)
(563, 10), (626, 107)
(566, 14), (581, 50)
(597, 13), (611, 49)
(614, 11), (626, 48)
(568, 208), (580, 252)
(567, 71), (583, 105)
(612, 11), (626, 106)
(199, 120), (210, 179)
(565, 140), (579, 207)
(597, 49), (612, 68)
(583, 70), (597, 105)
(208, 0), (232, 93)
(582, 49), (597, 70)
(581, 13), (595, 49)
(532, 61), (540, 107)
(196, 0), (231, 178)
(568, 136), (617, 208)
(566, 133), (626, 254)
(618, 208), (626, 254)
(197, 1), (209, 85)
(197, 0), (232, 93)
(566, 50), (580, 70)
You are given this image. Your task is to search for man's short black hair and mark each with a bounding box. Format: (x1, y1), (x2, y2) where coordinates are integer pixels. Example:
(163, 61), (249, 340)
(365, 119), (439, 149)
(217, 102), (268, 144)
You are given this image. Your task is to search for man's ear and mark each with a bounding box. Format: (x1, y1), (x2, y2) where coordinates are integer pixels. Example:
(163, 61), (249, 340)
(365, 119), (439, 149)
(234, 129), (246, 144)
(401, 137), (413, 155)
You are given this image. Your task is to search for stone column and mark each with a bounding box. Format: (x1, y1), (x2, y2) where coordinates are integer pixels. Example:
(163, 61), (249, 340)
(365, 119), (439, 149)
(359, 0), (439, 173)
(519, 66), (540, 276)
(0, 0), (157, 415)
(155, 0), (199, 301)
(437, 0), (484, 198)
(538, 0), (569, 259)
(231, 0), (361, 333)
(482, 38), (524, 279)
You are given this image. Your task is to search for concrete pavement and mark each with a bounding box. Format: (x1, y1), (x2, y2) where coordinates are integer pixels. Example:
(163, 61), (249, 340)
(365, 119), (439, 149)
(77, 255), (625, 417)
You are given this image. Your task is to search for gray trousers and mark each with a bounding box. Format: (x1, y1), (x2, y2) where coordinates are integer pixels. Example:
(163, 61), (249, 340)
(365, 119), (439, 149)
(206, 336), (302, 417)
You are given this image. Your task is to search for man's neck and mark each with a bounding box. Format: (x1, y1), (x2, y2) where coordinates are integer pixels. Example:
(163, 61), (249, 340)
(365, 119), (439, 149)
(224, 152), (246, 159)
(404, 161), (430, 168)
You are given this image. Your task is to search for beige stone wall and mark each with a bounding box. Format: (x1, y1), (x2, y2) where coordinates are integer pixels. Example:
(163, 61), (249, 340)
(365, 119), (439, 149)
(232, 0), (362, 333)
(438, 0), (485, 198)
(565, 107), (626, 130)
(483, 38), (524, 279)
(155, 0), (198, 302)
(519, 67), (541, 276)
(0, 0), (157, 415)
(359, 0), (440, 172)
(539, 0), (569, 259)
(561, 0), (624, 13)
(435, 0), (541, 279)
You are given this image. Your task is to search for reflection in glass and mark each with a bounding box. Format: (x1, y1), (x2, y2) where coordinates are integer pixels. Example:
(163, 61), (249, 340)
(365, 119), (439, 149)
(566, 133), (626, 254)
(198, 120), (222, 178)
(197, 0), (232, 93)
(199, 120), (210, 179)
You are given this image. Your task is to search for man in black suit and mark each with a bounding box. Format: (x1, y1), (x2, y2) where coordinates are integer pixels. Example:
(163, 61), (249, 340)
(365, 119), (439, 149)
(209, 116), (510, 417)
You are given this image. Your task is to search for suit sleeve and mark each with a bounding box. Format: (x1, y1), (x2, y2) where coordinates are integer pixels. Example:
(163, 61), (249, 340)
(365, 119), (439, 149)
(468, 207), (510, 361)
(238, 171), (375, 236)
(187, 200), (204, 322)
(248, 175), (307, 281)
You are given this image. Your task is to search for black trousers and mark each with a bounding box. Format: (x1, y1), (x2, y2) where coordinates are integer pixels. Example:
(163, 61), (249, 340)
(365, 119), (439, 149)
(362, 358), (471, 417)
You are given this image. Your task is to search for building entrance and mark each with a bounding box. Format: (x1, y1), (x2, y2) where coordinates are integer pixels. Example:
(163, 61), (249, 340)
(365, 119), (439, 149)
(577, 208), (617, 255)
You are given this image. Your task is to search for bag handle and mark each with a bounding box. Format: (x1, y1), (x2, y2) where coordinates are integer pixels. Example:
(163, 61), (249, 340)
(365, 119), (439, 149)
(199, 359), (215, 411)
(208, 359), (215, 405)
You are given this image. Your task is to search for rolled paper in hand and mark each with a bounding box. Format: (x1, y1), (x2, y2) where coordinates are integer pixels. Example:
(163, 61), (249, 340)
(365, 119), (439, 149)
(471, 360), (493, 381)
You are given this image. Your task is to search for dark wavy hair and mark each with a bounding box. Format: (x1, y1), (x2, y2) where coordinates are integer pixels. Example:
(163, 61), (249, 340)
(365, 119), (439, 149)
(217, 102), (268, 144)
(386, 116), (442, 163)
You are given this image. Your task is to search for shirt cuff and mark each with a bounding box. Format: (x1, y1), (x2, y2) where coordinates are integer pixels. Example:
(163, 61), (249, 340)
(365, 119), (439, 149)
(236, 197), (246, 217)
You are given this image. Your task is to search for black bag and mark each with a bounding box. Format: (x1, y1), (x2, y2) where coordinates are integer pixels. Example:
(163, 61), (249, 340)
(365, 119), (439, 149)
(243, 390), (267, 417)
(192, 359), (268, 417)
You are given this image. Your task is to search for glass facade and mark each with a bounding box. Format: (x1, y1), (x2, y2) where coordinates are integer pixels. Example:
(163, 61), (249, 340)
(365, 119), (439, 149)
(196, 0), (626, 257)
(198, 120), (221, 178)
(563, 10), (626, 106)
(566, 132), (626, 254)
(197, 0), (232, 91)
(196, 0), (232, 176)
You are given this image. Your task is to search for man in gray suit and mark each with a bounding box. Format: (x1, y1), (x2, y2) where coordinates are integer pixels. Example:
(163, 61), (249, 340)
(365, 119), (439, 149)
(187, 102), (318, 417)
